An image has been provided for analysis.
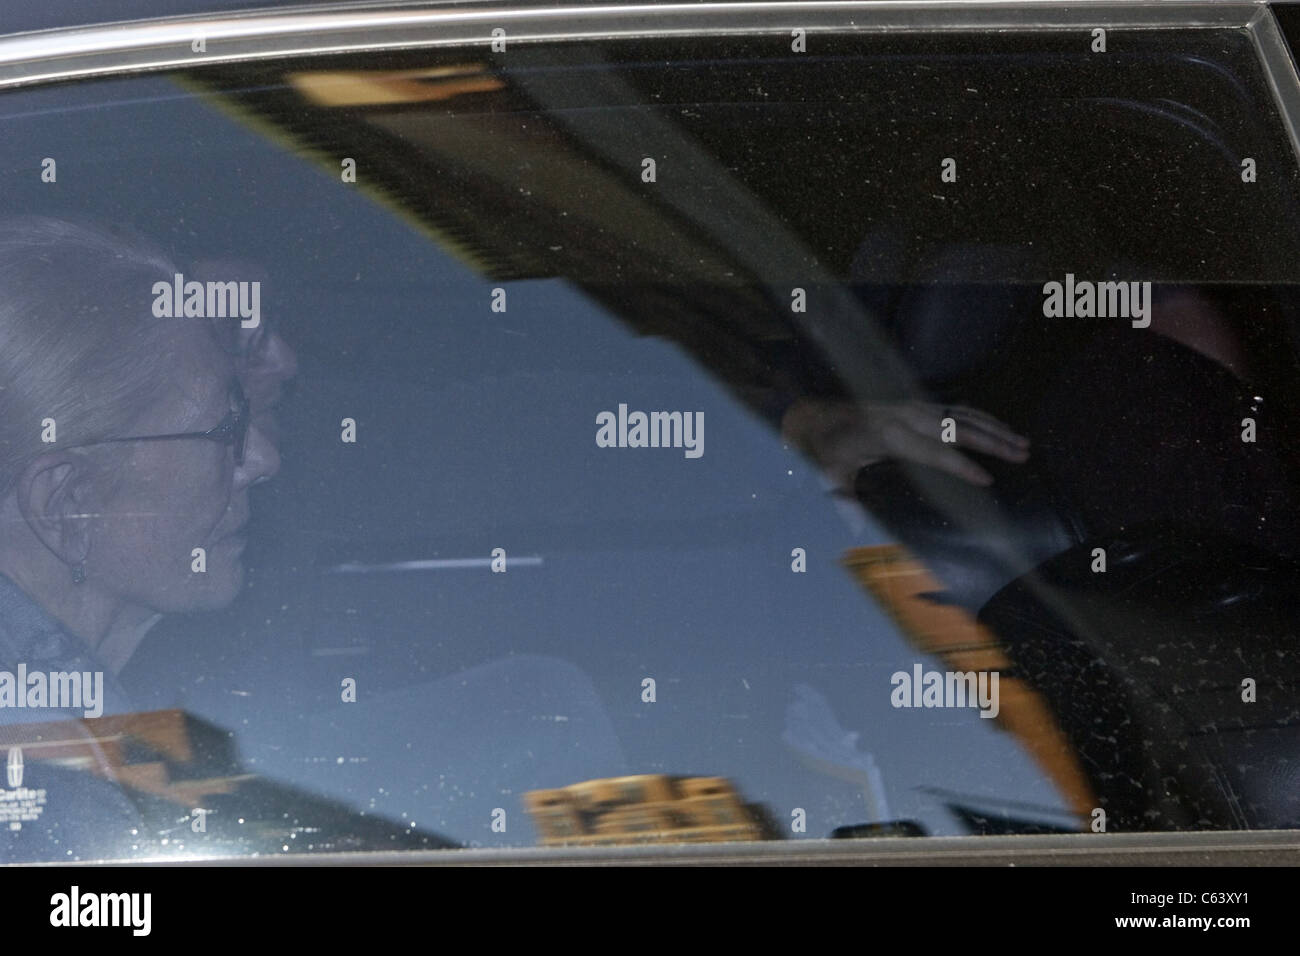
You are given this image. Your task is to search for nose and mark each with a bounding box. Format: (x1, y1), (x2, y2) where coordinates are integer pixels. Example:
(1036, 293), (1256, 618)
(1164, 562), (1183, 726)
(234, 420), (280, 490)
(262, 330), (298, 383)
(244, 331), (298, 410)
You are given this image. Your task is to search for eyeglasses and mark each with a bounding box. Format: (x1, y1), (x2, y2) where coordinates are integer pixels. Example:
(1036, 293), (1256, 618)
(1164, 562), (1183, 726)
(71, 382), (250, 466)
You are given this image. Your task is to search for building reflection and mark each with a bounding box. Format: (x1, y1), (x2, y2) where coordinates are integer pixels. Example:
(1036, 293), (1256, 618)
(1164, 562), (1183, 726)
(0, 710), (456, 857)
(525, 774), (778, 846)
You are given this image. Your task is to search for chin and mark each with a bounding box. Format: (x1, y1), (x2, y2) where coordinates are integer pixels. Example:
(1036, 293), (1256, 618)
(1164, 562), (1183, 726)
(176, 560), (246, 611)
(205, 561), (246, 607)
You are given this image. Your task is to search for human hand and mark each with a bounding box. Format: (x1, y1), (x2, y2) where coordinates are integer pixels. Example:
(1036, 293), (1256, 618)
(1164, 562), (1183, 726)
(781, 398), (1030, 491)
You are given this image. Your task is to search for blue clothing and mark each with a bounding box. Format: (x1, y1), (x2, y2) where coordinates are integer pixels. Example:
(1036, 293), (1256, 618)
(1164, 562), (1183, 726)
(0, 574), (144, 862)
(0, 573), (135, 723)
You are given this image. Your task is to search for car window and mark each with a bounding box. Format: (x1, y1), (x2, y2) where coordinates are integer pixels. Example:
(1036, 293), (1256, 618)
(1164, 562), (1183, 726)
(3, 15), (1300, 861)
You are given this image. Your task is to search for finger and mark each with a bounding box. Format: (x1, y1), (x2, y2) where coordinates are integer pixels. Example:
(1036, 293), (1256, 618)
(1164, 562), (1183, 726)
(947, 419), (1031, 462)
(947, 405), (1031, 448)
(904, 404), (1030, 460)
(908, 402), (1028, 445)
(877, 421), (995, 486)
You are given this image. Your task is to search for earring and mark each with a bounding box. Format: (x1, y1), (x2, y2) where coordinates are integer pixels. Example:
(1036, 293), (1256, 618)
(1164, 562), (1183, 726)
(71, 563), (85, 585)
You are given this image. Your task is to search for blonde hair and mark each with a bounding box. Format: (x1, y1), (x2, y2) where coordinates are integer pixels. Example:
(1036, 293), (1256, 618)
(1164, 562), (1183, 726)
(0, 216), (185, 495)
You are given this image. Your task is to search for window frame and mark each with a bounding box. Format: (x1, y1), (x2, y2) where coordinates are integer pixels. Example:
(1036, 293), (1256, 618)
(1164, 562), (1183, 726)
(4, 0), (1300, 866)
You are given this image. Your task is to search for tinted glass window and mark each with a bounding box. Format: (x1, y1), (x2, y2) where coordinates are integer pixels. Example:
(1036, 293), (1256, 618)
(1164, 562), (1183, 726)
(2, 25), (1300, 860)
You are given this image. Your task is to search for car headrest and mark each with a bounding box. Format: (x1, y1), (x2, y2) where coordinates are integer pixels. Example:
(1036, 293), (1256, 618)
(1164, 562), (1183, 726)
(851, 240), (1046, 383)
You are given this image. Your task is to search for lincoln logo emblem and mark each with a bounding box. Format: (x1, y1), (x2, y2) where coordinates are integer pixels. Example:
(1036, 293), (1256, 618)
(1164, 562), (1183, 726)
(6, 747), (22, 788)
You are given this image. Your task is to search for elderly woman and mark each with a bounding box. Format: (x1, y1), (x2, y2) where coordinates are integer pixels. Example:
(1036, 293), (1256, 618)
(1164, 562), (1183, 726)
(0, 217), (285, 724)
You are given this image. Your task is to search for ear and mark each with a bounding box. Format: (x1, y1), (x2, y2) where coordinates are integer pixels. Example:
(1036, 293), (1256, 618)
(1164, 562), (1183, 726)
(15, 452), (97, 569)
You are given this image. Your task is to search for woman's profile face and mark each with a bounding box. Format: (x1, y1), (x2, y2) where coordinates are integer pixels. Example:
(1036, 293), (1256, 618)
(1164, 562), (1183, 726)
(81, 319), (280, 614)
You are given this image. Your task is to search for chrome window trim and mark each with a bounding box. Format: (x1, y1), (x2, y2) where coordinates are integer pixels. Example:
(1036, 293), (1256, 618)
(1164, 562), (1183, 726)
(10, 829), (1298, 866)
(0, 2), (1267, 91)
(1249, 5), (1300, 161)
